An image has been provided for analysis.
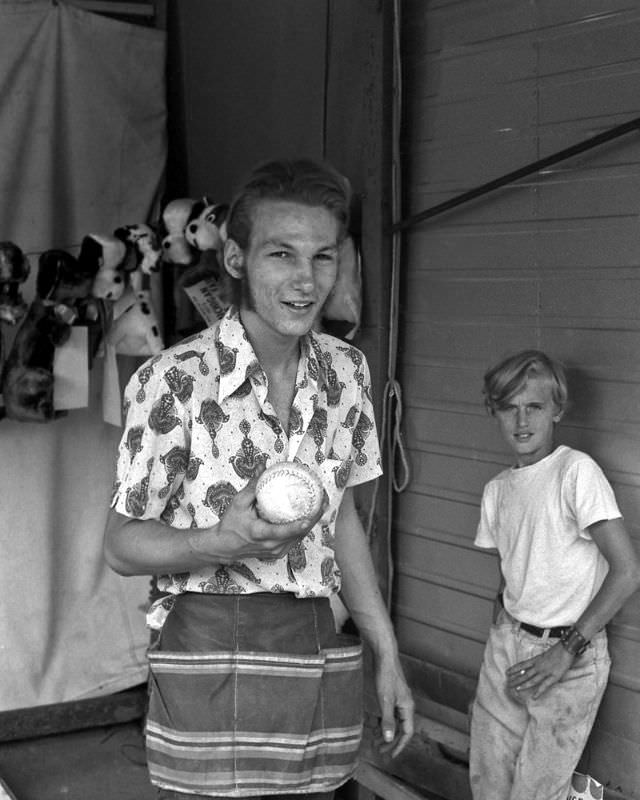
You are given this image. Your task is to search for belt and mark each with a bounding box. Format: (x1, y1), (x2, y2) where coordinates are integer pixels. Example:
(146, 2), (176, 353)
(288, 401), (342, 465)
(518, 621), (569, 639)
(497, 593), (569, 639)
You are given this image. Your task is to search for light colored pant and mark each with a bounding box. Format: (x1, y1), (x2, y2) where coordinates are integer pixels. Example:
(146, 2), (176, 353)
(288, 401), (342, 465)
(469, 609), (610, 800)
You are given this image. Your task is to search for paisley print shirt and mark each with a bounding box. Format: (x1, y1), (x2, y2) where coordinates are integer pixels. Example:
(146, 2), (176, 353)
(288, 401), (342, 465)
(112, 307), (382, 619)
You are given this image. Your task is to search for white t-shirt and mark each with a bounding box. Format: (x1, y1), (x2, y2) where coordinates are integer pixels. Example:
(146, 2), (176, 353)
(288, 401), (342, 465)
(475, 445), (622, 627)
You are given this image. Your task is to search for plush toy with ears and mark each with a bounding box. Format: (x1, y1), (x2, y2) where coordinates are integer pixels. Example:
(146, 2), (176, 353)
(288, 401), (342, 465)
(79, 233), (129, 301)
(179, 199), (229, 289)
(98, 228), (165, 426)
(114, 223), (162, 275)
(0, 241), (31, 325)
(165, 198), (230, 335)
(1, 249), (98, 422)
(105, 266), (164, 357)
(184, 200), (228, 255)
(160, 198), (197, 266)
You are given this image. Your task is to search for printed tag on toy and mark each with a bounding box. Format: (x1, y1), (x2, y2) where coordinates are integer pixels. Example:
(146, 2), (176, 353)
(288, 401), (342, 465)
(567, 772), (604, 800)
(183, 276), (228, 325)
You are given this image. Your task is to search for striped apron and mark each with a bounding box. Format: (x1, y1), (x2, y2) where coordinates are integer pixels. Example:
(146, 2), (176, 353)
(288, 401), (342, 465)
(145, 593), (363, 798)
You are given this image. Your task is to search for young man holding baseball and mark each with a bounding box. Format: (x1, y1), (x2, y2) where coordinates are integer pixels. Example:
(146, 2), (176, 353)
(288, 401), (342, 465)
(104, 158), (414, 800)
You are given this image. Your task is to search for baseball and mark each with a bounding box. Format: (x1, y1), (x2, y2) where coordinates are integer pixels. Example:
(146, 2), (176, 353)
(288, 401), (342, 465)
(255, 462), (324, 524)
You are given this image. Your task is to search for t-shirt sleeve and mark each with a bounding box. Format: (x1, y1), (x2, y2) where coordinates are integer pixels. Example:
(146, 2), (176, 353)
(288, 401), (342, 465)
(568, 456), (622, 538)
(475, 482), (498, 549)
(111, 357), (190, 520)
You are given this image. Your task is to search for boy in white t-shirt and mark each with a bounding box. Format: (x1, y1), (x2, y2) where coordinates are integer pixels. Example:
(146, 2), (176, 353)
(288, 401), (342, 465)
(469, 350), (640, 800)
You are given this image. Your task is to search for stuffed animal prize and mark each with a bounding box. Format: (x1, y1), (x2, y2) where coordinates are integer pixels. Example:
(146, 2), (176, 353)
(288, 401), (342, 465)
(0, 241), (31, 326)
(0, 249), (98, 422)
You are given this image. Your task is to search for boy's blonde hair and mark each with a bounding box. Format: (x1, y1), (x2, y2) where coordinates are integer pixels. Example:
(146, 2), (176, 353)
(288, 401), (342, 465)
(483, 349), (569, 416)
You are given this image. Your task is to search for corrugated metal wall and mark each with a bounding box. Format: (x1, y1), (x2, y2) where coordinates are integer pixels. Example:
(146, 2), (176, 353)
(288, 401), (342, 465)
(396, 1), (640, 794)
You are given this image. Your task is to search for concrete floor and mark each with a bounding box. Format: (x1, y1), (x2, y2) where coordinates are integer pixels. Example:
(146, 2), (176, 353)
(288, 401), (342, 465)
(0, 722), (156, 800)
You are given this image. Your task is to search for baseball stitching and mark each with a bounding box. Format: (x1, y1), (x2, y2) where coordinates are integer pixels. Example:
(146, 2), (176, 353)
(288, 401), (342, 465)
(257, 465), (319, 516)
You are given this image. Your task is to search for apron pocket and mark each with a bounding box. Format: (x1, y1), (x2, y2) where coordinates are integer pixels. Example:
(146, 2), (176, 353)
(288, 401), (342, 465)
(145, 635), (363, 797)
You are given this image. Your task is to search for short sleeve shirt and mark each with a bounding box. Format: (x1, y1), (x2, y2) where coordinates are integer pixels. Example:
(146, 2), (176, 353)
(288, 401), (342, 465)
(475, 445), (622, 627)
(112, 307), (382, 610)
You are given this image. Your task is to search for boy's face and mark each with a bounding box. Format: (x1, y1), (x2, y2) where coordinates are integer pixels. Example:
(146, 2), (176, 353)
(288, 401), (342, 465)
(494, 375), (563, 467)
(224, 199), (339, 342)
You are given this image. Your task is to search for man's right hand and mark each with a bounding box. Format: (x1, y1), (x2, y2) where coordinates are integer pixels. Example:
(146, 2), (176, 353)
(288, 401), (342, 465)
(192, 474), (326, 563)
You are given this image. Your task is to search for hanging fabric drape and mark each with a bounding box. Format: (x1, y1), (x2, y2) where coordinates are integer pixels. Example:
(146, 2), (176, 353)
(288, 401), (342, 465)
(0, 0), (166, 710)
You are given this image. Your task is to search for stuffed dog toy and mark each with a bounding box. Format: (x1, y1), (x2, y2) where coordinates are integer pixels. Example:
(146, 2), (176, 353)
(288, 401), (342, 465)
(161, 197), (197, 266)
(0, 249), (98, 422)
(180, 199), (228, 286)
(103, 223), (164, 357)
(79, 233), (129, 301)
(105, 278), (164, 357)
(184, 199), (228, 255)
(114, 223), (162, 275)
(0, 241), (31, 325)
(180, 198), (229, 335)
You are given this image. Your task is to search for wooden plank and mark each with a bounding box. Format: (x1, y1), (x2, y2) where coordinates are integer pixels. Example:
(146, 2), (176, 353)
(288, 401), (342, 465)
(540, 70), (640, 124)
(398, 653), (477, 715)
(66, 1), (155, 15)
(395, 533), (499, 598)
(405, 275), (539, 319)
(538, 15), (640, 74)
(406, 137), (540, 194)
(395, 576), (491, 643)
(355, 762), (430, 800)
(536, 0), (636, 30)
(406, 449), (503, 498)
(394, 617), (486, 678)
(0, 685), (147, 743)
(394, 496), (487, 554)
(360, 711), (472, 800)
(403, 219), (640, 270)
(417, 90), (537, 149)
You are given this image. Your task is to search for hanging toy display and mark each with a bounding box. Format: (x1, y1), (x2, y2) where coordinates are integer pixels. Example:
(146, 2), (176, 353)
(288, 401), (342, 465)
(0, 179), (364, 424)
(0, 249), (98, 422)
(160, 197), (198, 266)
(0, 241), (31, 326)
(178, 198), (229, 329)
(79, 232), (129, 301)
(114, 223), (163, 276)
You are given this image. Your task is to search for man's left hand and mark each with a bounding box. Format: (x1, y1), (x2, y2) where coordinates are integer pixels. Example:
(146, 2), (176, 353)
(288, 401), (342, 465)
(375, 655), (415, 758)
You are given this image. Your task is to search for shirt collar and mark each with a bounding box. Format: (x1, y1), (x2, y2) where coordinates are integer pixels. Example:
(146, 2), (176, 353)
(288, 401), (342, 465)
(216, 308), (330, 401)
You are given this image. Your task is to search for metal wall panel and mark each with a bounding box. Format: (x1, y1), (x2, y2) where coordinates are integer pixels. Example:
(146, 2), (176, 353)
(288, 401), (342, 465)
(398, 1), (640, 794)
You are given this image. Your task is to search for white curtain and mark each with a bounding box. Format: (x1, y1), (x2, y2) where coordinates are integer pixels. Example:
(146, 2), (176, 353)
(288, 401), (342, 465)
(0, 0), (166, 709)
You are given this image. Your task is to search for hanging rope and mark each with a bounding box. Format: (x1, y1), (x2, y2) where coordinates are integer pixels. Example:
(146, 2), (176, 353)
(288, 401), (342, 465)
(365, 0), (410, 610)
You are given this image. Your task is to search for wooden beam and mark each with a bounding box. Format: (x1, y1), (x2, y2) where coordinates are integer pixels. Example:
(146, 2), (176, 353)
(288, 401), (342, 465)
(355, 762), (431, 800)
(65, 2), (155, 17)
(0, 685), (147, 743)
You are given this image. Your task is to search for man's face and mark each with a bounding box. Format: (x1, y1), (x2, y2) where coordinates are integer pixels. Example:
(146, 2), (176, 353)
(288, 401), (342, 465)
(224, 200), (340, 341)
(494, 376), (563, 467)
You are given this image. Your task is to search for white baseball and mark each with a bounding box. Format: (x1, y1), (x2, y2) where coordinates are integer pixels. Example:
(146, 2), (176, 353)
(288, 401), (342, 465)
(255, 462), (324, 524)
